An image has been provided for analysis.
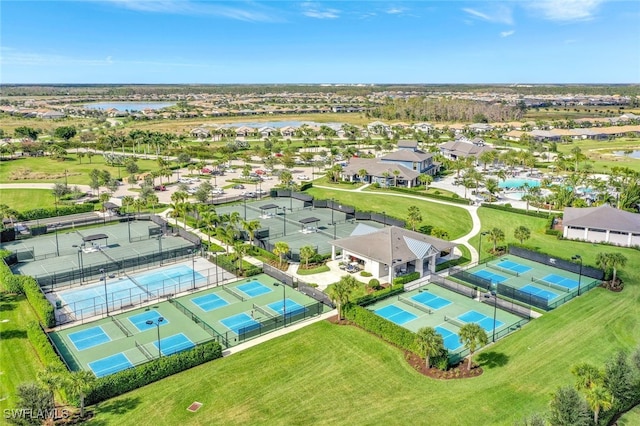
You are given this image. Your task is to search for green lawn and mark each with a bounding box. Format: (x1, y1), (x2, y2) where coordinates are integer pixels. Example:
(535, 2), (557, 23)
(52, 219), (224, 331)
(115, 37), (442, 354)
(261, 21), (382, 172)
(0, 189), (56, 211)
(92, 275), (640, 425)
(0, 294), (45, 412)
(0, 155), (161, 185)
(306, 187), (472, 240)
(618, 405), (640, 425)
(555, 137), (640, 173)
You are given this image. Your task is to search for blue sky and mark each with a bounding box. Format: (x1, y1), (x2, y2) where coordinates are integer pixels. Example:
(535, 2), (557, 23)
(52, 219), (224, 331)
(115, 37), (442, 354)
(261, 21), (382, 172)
(1, 1), (639, 84)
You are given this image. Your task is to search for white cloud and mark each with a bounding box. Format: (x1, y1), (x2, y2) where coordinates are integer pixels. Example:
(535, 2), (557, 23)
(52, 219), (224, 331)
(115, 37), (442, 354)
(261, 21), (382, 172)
(462, 5), (514, 25)
(386, 7), (405, 15)
(100, 0), (282, 22)
(527, 0), (605, 22)
(301, 2), (339, 19)
(500, 30), (515, 37)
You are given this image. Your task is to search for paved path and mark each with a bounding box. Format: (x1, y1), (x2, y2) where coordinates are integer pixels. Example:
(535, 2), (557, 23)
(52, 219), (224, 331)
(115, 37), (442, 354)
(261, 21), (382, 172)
(315, 185), (481, 263)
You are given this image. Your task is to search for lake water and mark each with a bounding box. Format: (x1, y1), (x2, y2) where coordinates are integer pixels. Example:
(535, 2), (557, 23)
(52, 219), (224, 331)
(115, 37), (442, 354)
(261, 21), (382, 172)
(613, 150), (640, 159)
(84, 102), (176, 111)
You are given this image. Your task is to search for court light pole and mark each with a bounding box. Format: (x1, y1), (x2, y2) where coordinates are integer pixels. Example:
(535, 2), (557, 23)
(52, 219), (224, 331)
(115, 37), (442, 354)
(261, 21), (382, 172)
(127, 213), (131, 243)
(382, 211), (386, 227)
(100, 268), (109, 316)
(281, 206), (287, 236)
(273, 282), (286, 327)
(146, 317), (165, 358)
(491, 285), (498, 342)
(73, 244), (85, 283)
(53, 223), (60, 256)
(157, 235), (163, 266)
(243, 196), (247, 220)
(191, 248), (197, 290)
(572, 255), (583, 296)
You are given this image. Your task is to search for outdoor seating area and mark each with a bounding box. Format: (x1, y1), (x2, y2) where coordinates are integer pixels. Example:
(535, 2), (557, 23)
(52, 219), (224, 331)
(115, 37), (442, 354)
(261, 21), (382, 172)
(338, 261), (363, 273)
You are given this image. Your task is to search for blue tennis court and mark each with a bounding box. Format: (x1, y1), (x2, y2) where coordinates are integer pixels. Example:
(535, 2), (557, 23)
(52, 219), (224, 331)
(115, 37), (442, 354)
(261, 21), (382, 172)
(237, 281), (272, 298)
(191, 293), (229, 312)
(88, 352), (133, 378)
(153, 333), (195, 356)
(435, 326), (463, 351)
(539, 274), (580, 290)
(136, 265), (206, 296)
(268, 298), (306, 317)
(496, 260), (532, 274)
(220, 312), (261, 334)
(473, 269), (509, 283)
(68, 326), (111, 351)
(128, 310), (170, 332)
(374, 305), (418, 325)
(411, 292), (452, 310)
(458, 310), (504, 332)
(519, 284), (558, 300)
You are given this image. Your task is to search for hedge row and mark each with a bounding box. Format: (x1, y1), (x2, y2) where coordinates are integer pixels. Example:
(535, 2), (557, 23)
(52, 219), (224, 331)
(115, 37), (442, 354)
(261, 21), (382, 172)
(393, 272), (420, 286)
(387, 186), (472, 205)
(23, 276), (56, 328)
(26, 321), (67, 371)
(18, 203), (95, 221)
(343, 304), (418, 355)
(299, 181), (313, 192)
(480, 203), (558, 219)
(354, 284), (404, 307)
(85, 340), (223, 405)
(0, 255), (23, 293)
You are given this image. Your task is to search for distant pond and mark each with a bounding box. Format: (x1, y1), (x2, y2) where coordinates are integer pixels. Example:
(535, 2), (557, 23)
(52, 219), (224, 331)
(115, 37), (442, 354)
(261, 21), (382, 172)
(84, 102), (176, 111)
(613, 150), (640, 159)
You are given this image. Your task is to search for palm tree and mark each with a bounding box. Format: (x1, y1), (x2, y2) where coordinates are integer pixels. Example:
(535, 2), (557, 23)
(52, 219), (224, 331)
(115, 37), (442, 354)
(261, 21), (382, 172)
(326, 274), (358, 320)
(65, 370), (95, 418)
(406, 206), (422, 231)
(233, 241), (248, 275)
(513, 226), (531, 244)
(242, 219), (261, 246)
(392, 169), (400, 187)
(132, 198), (145, 216)
(299, 245), (316, 268)
(37, 365), (66, 408)
(458, 323), (488, 370)
(358, 168), (368, 183)
(273, 241), (290, 268)
(201, 210), (220, 246)
(487, 227), (505, 252)
(571, 362), (613, 425)
(121, 195), (134, 214)
(418, 174), (433, 190)
(484, 178), (499, 201)
(414, 327), (444, 369)
(220, 225), (238, 254)
(586, 385), (613, 424)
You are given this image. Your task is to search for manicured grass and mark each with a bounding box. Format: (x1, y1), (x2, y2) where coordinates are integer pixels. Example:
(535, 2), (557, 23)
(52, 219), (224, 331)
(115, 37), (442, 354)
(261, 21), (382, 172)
(93, 274), (640, 425)
(555, 137), (640, 173)
(618, 405), (640, 425)
(0, 155), (161, 185)
(306, 187), (472, 240)
(0, 188), (56, 211)
(0, 294), (45, 411)
(296, 264), (330, 275)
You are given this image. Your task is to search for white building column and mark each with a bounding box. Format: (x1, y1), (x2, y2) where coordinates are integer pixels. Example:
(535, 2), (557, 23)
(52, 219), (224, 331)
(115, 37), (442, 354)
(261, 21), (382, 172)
(331, 245), (336, 260)
(584, 227), (589, 240)
(605, 230), (610, 243)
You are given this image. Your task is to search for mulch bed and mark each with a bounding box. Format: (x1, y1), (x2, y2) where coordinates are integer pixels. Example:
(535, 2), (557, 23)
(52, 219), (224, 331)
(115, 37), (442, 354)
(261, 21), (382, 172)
(327, 315), (483, 380)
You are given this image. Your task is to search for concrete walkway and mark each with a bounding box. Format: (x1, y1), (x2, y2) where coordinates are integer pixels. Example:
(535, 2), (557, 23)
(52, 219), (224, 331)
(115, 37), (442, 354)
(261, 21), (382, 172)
(315, 185), (482, 264)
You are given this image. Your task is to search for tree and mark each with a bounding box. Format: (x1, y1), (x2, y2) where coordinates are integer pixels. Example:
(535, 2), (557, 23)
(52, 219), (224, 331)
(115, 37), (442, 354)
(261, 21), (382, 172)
(487, 227), (505, 252)
(326, 274), (358, 320)
(603, 350), (637, 409)
(585, 384), (613, 425)
(65, 370), (95, 418)
(418, 173), (433, 189)
(414, 327), (444, 369)
(54, 126), (77, 141)
(37, 364), (66, 412)
(513, 226), (531, 244)
(299, 245), (316, 268)
(596, 252), (627, 284)
(233, 241), (248, 274)
(14, 126), (40, 140)
(571, 362), (614, 425)
(14, 382), (55, 425)
(121, 195), (134, 214)
(279, 170), (294, 187)
(273, 241), (290, 267)
(548, 387), (591, 426)
(242, 219), (261, 246)
(458, 323), (488, 369)
(358, 168), (368, 183)
(406, 205), (422, 231)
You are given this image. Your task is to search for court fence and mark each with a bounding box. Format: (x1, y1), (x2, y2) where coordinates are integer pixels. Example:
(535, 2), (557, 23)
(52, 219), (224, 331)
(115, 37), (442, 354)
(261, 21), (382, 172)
(508, 246), (604, 280)
(262, 263), (334, 308)
(237, 301), (324, 342)
(54, 265), (226, 325)
(36, 246), (199, 292)
(168, 297), (230, 349)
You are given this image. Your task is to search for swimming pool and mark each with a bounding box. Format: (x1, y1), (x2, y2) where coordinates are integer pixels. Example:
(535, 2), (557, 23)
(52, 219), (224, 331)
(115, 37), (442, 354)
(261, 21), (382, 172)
(499, 178), (540, 189)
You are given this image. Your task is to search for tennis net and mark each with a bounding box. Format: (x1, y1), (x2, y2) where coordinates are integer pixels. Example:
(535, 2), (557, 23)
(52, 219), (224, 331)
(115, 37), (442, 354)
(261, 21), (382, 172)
(398, 295), (432, 315)
(531, 276), (570, 293)
(253, 303), (275, 319)
(123, 272), (152, 296)
(111, 316), (131, 337)
(222, 285), (245, 302)
(443, 315), (467, 328)
(486, 263), (519, 277)
(135, 340), (153, 360)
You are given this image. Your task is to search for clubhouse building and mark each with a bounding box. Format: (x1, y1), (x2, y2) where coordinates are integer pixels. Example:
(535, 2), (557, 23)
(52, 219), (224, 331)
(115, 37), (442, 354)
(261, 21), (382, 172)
(562, 205), (640, 247)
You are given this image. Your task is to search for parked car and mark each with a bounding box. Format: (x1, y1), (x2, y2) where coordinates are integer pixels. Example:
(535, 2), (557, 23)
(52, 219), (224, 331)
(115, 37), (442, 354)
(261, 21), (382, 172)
(255, 188), (267, 194)
(233, 184), (245, 189)
(298, 175), (310, 180)
(242, 191), (256, 198)
(154, 185), (166, 191)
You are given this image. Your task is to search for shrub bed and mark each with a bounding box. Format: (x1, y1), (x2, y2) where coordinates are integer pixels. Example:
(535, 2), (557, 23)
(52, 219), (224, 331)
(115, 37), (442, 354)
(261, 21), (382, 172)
(0, 257), (24, 293)
(354, 284), (404, 307)
(393, 272), (420, 286)
(480, 203), (558, 219)
(85, 340), (222, 405)
(26, 321), (66, 370)
(22, 277), (56, 327)
(18, 204), (95, 221)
